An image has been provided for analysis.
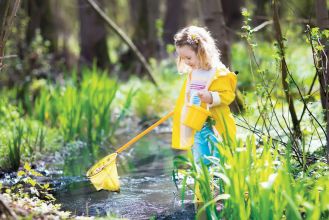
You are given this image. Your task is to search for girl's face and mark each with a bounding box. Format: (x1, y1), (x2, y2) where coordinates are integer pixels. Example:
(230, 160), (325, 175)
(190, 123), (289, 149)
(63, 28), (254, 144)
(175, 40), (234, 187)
(176, 45), (199, 70)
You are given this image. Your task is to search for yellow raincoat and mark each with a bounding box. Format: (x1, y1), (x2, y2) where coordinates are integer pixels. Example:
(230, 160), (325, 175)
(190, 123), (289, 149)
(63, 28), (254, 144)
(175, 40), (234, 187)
(172, 67), (237, 150)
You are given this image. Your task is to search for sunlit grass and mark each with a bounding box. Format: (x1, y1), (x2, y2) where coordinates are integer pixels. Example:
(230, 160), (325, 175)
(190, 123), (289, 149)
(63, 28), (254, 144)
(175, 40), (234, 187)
(0, 67), (136, 171)
(8, 123), (24, 171)
(174, 136), (329, 219)
(32, 67), (134, 146)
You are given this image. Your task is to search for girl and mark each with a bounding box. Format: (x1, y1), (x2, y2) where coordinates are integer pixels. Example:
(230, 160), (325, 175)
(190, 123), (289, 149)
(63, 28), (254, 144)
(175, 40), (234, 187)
(171, 26), (237, 164)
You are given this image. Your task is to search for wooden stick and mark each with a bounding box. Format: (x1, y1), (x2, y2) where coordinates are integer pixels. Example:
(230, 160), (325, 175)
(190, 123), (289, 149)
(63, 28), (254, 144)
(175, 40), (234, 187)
(86, 0), (159, 88)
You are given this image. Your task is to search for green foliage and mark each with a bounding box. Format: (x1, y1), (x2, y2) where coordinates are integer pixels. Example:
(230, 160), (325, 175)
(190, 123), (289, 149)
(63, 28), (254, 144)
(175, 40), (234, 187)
(235, 8), (325, 170)
(128, 59), (182, 120)
(15, 162), (55, 201)
(174, 136), (329, 219)
(32, 67), (133, 145)
(0, 98), (59, 171)
(0, 67), (138, 171)
(0, 162), (73, 219)
(173, 151), (220, 219)
(8, 123), (24, 171)
(241, 8), (253, 43)
(155, 18), (164, 39)
(166, 44), (176, 54)
(133, 83), (160, 119)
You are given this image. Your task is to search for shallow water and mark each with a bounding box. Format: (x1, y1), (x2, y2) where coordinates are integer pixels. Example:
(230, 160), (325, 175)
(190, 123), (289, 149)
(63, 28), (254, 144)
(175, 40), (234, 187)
(53, 132), (195, 219)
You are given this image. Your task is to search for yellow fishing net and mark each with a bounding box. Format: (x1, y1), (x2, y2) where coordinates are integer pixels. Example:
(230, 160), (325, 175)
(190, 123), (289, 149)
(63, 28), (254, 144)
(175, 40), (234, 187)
(86, 153), (120, 191)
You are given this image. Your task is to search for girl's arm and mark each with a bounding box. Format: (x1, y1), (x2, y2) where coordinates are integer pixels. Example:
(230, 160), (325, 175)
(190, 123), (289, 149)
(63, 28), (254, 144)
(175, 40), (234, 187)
(209, 89), (235, 107)
(208, 73), (237, 107)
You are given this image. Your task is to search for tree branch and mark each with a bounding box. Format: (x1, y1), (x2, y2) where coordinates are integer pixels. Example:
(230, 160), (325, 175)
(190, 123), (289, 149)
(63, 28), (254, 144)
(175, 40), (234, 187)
(85, 0), (159, 88)
(272, 0), (302, 139)
(0, 0), (20, 71)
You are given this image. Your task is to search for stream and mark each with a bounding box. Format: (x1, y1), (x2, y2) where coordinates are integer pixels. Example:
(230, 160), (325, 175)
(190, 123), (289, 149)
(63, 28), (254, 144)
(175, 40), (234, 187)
(53, 132), (196, 219)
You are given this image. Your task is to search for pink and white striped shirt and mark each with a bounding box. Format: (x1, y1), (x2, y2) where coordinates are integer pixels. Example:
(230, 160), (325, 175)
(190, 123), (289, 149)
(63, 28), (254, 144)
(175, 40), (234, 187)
(189, 68), (216, 105)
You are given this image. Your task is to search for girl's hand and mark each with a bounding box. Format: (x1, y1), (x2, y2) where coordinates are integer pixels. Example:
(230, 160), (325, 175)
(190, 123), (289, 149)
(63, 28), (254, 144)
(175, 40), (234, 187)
(197, 90), (213, 104)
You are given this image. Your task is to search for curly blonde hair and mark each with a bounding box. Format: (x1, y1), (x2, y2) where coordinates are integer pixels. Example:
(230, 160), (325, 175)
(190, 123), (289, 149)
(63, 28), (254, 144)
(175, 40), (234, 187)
(174, 26), (224, 72)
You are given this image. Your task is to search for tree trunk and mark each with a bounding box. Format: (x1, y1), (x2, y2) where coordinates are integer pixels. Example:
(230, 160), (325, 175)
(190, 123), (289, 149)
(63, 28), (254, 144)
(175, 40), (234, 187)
(118, 0), (160, 79)
(253, 0), (267, 25)
(199, 0), (231, 67)
(198, 0), (245, 114)
(221, 0), (243, 29)
(315, 0), (329, 111)
(272, 0), (302, 140)
(0, 0), (20, 71)
(78, 0), (110, 69)
(25, 0), (62, 53)
(130, 0), (160, 59)
(163, 0), (188, 46)
(315, 0), (329, 164)
(86, 0), (158, 87)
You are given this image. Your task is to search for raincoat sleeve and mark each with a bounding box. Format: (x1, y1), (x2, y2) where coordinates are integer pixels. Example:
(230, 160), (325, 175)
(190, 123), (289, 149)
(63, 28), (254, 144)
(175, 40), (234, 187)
(209, 72), (237, 107)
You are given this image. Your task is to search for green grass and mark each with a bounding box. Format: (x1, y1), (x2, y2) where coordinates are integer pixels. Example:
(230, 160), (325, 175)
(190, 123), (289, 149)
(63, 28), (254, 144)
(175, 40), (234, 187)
(174, 136), (329, 219)
(0, 97), (61, 171)
(31, 67), (134, 146)
(0, 67), (136, 171)
(8, 123), (24, 171)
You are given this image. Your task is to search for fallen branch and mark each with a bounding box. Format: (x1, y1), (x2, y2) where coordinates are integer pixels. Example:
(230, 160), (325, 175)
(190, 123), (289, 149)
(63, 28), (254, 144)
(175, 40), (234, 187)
(0, 54), (17, 60)
(86, 0), (159, 89)
(0, 195), (18, 220)
(251, 20), (273, 32)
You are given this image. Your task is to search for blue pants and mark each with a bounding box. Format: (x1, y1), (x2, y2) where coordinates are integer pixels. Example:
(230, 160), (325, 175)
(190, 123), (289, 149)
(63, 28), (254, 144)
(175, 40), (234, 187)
(193, 120), (220, 165)
(190, 93), (220, 165)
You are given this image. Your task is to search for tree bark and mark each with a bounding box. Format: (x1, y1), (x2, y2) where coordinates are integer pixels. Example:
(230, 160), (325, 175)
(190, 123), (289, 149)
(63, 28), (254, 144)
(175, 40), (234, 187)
(129, 0), (160, 60)
(315, 0), (329, 164)
(198, 0), (245, 114)
(253, 0), (267, 25)
(117, 0), (161, 79)
(86, 0), (159, 87)
(199, 0), (231, 67)
(163, 0), (188, 46)
(315, 0), (329, 110)
(0, 0), (20, 71)
(25, 0), (63, 53)
(221, 0), (243, 29)
(78, 0), (110, 69)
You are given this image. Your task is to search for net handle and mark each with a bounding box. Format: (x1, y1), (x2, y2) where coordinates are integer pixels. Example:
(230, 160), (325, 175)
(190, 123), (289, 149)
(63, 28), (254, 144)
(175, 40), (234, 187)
(116, 111), (174, 154)
(87, 111), (174, 178)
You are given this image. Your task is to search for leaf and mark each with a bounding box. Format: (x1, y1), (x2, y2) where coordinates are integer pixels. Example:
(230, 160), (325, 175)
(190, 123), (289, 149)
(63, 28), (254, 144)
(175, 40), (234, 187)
(43, 183), (50, 190)
(27, 177), (37, 187)
(241, 8), (250, 17)
(213, 172), (231, 186)
(322, 30), (329, 38)
(311, 27), (320, 36)
(315, 44), (324, 51)
(31, 170), (43, 177)
(45, 194), (56, 201)
(24, 162), (31, 172)
(17, 170), (26, 176)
